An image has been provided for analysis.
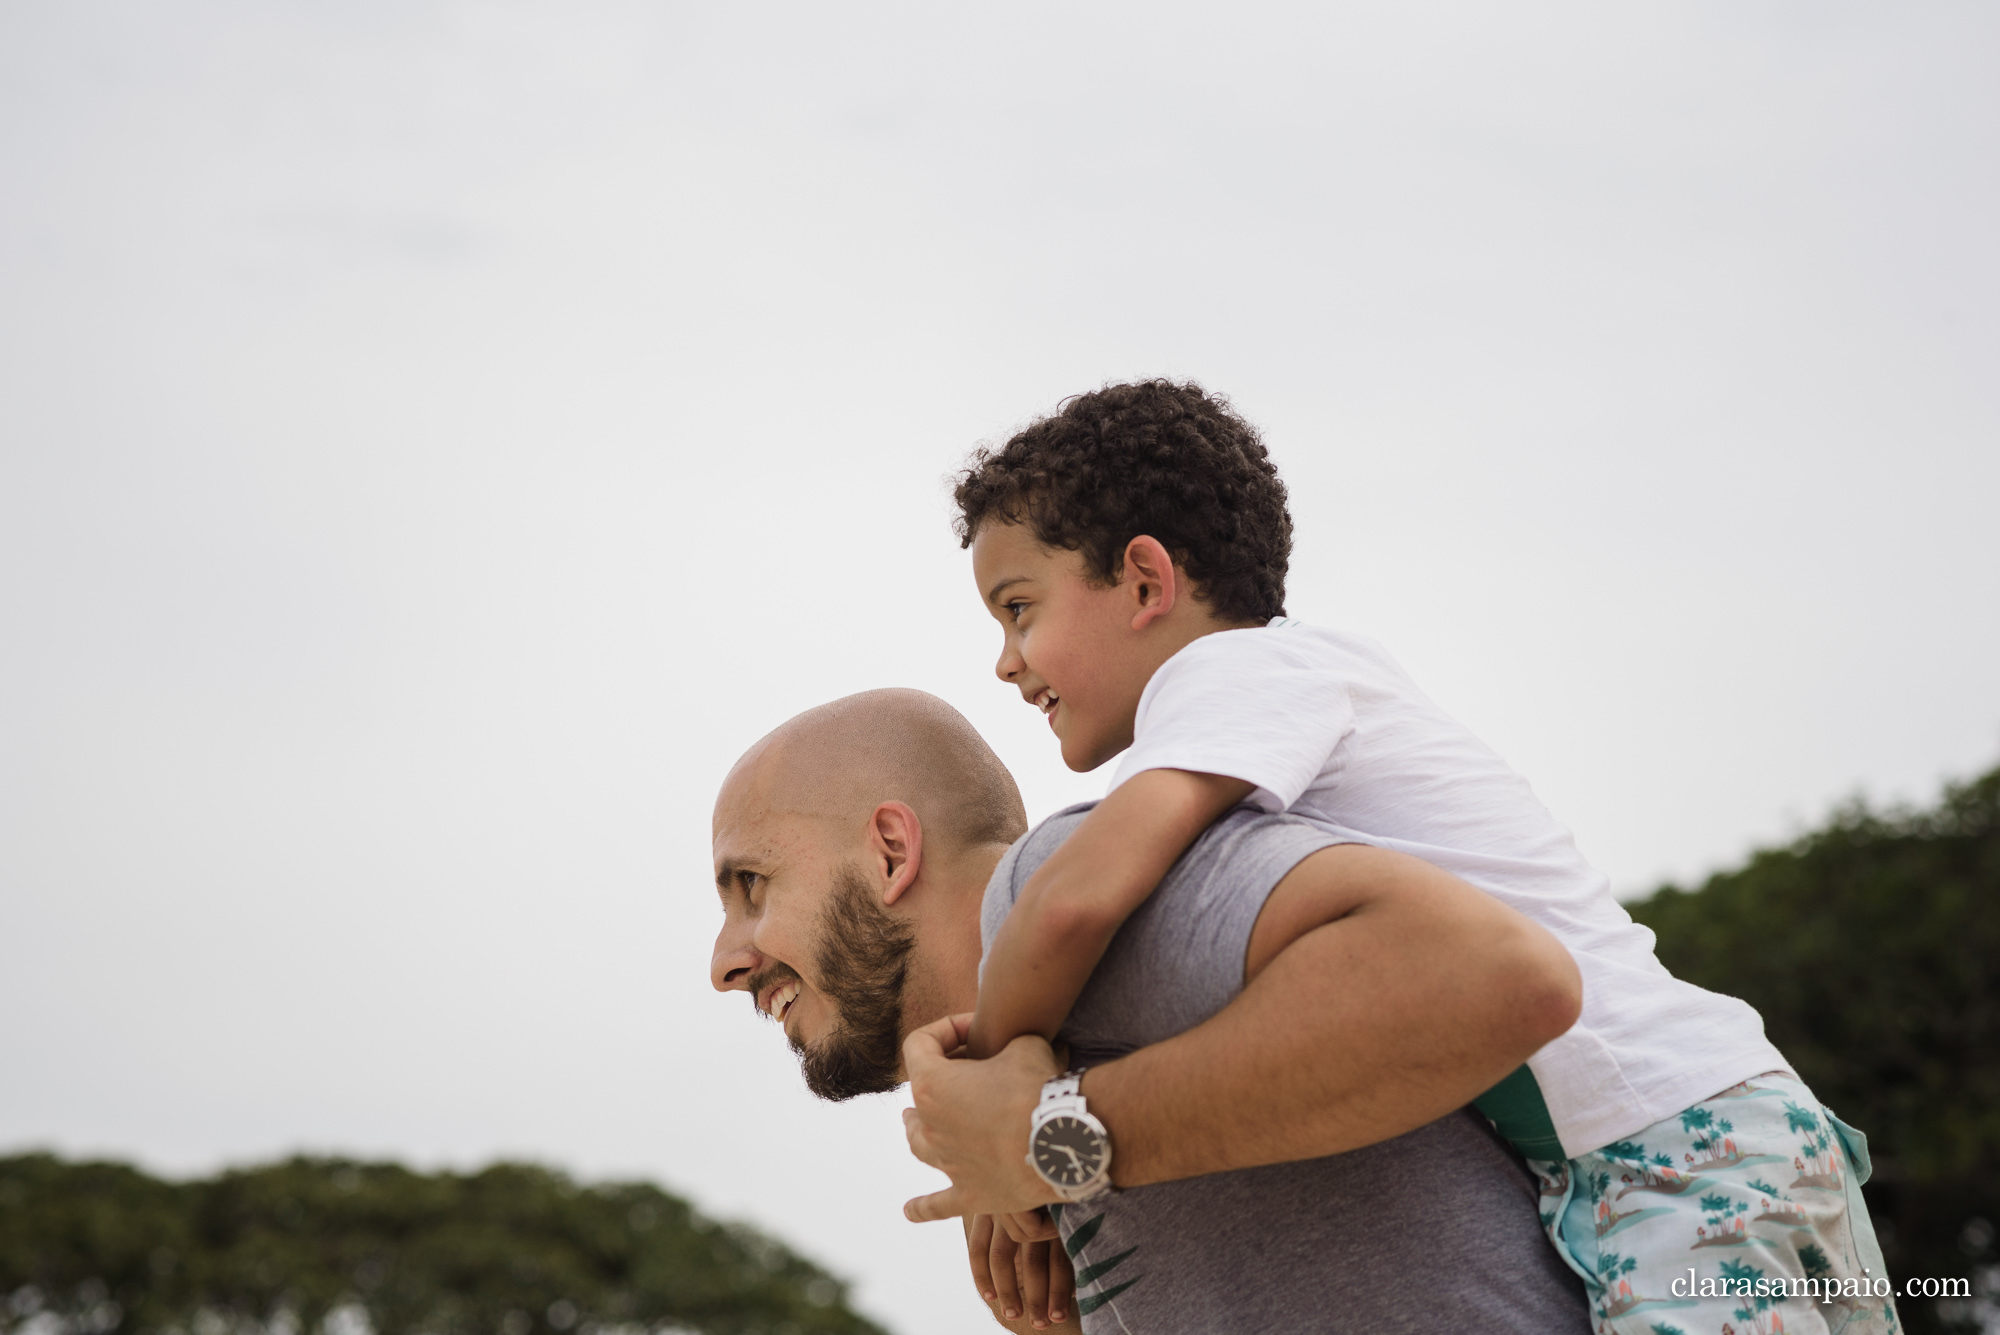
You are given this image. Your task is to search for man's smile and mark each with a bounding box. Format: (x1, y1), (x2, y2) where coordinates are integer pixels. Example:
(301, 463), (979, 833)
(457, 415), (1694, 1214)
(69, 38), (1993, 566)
(760, 978), (803, 1026)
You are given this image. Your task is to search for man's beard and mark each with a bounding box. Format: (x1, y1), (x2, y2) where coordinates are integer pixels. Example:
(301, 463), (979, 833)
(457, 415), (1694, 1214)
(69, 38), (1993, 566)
(786, 863), (917, 1102)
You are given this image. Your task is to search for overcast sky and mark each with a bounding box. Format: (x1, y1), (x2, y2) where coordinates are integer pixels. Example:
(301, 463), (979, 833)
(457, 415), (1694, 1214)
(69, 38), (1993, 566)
(2, 4), (1996, 1332)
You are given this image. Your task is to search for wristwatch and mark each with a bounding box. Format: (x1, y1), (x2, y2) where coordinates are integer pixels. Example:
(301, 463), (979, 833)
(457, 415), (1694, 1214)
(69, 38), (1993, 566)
(1026, 1071), (1115, 1203)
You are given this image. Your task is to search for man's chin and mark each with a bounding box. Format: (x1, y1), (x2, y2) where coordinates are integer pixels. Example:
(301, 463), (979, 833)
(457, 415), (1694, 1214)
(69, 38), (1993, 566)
(795, 858), (917, 1101)
(790, 1029), (904, 1103)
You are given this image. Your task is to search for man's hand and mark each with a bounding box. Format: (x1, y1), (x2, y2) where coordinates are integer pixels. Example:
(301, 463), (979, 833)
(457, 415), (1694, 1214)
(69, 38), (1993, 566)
(901, 1013), (1063, 1222)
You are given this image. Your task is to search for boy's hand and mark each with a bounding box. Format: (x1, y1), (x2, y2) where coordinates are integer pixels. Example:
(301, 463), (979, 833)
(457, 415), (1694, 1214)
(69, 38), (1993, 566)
(968, 1213), (1074, 1328)
(997, 1208), (1060, 1244)
(902, 1013), (1063, 1222)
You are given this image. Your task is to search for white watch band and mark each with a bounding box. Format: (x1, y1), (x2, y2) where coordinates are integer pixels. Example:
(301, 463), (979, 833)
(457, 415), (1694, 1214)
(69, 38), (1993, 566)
(1040, 1072), (1085, 1106)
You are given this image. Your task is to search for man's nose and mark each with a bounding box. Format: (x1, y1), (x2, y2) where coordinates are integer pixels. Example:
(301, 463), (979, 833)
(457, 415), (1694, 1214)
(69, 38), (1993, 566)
(711, 920), (762, 993)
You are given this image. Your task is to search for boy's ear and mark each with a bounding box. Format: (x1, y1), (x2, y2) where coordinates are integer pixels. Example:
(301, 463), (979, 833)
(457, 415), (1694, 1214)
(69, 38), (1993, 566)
(868, 801), (925, 905)
(1120, 535), (1179, 631)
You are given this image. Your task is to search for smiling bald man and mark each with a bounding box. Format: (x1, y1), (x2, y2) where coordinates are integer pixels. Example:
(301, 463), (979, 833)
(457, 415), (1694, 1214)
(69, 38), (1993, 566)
(710, 689), (1590, 1334)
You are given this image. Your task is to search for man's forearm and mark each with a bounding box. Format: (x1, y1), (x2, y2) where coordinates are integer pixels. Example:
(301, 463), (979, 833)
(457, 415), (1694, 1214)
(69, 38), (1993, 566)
(1079, 857), (1580, 1185)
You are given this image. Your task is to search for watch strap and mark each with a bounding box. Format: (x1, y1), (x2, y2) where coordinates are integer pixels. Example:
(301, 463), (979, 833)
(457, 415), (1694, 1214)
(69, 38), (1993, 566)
(1038, 1071), (1084, 1105)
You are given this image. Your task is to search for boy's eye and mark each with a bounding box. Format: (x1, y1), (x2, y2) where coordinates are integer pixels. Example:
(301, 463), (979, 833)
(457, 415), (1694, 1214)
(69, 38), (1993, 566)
(1004, 600), (1027, 621)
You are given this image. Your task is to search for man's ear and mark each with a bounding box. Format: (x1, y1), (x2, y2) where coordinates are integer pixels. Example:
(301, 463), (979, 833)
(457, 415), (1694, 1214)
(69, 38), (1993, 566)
(1120, 535), (1180, 630)
(868, 801), (925, 906)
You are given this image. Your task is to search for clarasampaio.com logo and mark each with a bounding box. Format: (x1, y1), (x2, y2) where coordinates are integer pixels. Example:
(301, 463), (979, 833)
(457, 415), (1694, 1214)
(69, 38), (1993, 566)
(1671, 1268), (1970, 1302)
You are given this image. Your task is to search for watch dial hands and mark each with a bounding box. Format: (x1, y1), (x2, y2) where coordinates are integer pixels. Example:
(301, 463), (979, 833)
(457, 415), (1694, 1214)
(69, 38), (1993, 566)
(1031, 1104), (1108, 1196)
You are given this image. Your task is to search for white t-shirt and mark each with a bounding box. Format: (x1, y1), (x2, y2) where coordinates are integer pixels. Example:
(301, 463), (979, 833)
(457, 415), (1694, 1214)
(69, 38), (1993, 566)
(1111, 617), (1788, 1158)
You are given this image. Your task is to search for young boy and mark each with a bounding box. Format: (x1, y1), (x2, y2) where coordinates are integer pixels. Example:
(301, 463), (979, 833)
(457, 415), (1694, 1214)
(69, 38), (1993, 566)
(956, 380), (1898, 1335)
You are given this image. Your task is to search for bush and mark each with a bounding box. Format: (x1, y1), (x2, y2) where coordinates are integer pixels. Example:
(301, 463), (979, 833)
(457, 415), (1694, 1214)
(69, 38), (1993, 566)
(0, 1157), (884, 1335)
(1629, 764), (2000, 1333)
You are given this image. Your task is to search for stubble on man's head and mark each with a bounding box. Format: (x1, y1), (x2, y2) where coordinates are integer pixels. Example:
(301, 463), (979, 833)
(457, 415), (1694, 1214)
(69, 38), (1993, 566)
(787, 862), (917, 1101)
(725, 688), (1028, 861)
(720, 689), (1022, 1099)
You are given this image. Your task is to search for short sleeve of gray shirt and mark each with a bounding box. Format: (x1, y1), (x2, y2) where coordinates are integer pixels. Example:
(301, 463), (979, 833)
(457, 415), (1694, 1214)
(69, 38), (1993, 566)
(982, 802), (1589, 1335)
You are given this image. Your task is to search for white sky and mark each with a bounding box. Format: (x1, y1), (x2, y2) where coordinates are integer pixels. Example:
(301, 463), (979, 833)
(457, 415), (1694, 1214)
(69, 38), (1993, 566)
(2, 4), (1996, 1332)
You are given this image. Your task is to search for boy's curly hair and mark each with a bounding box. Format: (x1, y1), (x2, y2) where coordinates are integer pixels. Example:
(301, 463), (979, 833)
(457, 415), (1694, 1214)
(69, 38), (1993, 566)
(951, 380), (1292, 623)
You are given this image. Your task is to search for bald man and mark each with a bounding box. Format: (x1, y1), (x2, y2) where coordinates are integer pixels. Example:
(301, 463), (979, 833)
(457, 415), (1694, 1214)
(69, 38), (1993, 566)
(710, 688), (1030, 1101)
(711, 690), (1590, 1333)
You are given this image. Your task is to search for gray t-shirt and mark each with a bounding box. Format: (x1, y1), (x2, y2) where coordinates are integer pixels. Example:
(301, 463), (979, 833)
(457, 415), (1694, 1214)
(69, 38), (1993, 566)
(981, 803), (1589, 1335)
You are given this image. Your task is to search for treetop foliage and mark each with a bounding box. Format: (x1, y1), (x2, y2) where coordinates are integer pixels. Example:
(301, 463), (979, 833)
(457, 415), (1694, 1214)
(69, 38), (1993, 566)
(0, 1157), (885, 1335)
(1629, 762), (2000, 1333)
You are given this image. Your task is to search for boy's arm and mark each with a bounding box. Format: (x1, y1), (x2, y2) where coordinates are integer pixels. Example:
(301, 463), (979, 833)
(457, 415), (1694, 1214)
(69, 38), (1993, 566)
(963, 768), (1254, 1060)
(903, 843), (1582, 1219)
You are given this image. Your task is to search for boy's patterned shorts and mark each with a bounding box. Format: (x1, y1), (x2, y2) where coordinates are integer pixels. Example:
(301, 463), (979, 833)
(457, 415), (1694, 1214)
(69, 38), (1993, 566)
(1524, 1072), (1900, 1335)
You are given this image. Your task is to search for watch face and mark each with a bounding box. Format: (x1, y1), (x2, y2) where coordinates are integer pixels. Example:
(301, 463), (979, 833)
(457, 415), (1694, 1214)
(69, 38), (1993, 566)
(1031, 1115), (1107, 1188)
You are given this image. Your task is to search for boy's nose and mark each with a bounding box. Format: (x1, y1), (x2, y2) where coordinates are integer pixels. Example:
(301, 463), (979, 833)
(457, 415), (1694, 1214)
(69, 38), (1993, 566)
(994, 642), (1024, 683)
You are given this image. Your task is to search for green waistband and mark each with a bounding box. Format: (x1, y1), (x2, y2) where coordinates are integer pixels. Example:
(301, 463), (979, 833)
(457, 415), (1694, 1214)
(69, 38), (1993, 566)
(1471, 1064), (1565, 1161)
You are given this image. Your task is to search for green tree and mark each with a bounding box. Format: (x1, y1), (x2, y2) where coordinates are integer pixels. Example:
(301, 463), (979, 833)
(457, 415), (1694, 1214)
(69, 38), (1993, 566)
(1629, 762), (2000, 1334)
(0, 1156), (886, 1335)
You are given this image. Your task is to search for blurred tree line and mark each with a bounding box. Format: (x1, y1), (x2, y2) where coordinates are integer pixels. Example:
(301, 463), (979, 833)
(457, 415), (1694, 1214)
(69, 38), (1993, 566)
(5, 766), (1994, 1335)
(0, 1158), (884, 1335)
(1630, 762), (1999, 1334)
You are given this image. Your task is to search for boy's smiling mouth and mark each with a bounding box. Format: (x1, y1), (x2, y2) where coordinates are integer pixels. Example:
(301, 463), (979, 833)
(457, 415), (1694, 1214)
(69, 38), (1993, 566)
(1032, 688), (1060, 724)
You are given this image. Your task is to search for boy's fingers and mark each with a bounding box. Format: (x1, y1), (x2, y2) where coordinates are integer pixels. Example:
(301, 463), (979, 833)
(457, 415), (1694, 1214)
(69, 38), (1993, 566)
(903, 1187), (965, 1223)
(1048, 1240), (1075, 1324)
(1004, 1208), (1057, 1242)
(988, 1221), (1023, 1320)
(966, 1214), (998, 1303)
(1021, 1240), (1052, 1328)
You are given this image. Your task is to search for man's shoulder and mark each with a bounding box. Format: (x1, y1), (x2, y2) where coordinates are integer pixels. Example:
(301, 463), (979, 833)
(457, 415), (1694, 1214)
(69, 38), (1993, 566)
(996, 800), (1329, 897)
(979, 801), (1099, 950)
(1013, 801), (1097, 873)
(981, 800), (1351, 968)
